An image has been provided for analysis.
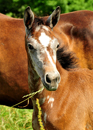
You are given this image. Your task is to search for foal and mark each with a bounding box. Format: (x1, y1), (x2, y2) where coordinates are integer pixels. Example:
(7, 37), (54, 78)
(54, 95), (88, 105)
(24, 6), (93, 130)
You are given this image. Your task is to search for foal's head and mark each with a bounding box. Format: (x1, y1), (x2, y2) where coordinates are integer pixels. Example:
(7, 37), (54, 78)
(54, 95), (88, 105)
(24, 6), (61, 91)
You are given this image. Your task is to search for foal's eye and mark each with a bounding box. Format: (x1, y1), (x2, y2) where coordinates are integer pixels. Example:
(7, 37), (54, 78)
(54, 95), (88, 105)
(28, 44), (34, 50)
(57, 44), (59, 49)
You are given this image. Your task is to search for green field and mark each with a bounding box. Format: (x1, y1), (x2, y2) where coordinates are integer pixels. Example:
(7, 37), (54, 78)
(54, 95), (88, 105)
(0, 105), (33, 130)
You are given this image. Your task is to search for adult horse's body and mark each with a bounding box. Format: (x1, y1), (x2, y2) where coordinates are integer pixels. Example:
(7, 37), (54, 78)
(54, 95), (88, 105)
(24, 6), (93, 129)
(49, 10), (93, 69)
(0, 7), (93, 108)
(0, 14), (32, 108)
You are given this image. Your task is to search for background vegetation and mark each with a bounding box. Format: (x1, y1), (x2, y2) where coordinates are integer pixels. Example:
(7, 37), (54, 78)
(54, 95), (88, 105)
(0, 0), (93, 129)
(0, 105), (33, 130)
(0, 0), (93, 18)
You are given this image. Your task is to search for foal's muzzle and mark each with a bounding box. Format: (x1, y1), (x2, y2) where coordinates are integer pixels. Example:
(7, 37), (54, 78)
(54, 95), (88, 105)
(43, 71), (60, 91)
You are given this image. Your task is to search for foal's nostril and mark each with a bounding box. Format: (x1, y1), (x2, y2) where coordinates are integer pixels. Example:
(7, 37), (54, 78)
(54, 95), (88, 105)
(46, 74), (51, 84)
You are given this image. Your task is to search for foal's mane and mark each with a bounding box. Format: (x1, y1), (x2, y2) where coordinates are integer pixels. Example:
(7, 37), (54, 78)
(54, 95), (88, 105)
(57, 47), (78, 70)
(31, 17), (78, 70)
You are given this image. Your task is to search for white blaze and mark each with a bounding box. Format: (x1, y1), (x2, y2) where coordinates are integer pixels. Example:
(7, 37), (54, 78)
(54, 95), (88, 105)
(39, 32), (56, 68)
(39, 32), (51, 47)
(42, 26), (49, 31)
(45, 48), (56, 69)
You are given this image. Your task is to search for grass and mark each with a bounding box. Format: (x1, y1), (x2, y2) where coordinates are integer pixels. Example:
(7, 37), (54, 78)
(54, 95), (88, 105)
(0, 90), (45, 130)
(0, 105), (33, 130)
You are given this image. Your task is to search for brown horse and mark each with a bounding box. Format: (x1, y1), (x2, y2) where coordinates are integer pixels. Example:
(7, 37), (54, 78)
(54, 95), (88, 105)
(0, 13), (32, 108)
(24, 6), (93, 129)
(0, 7), (93, 108)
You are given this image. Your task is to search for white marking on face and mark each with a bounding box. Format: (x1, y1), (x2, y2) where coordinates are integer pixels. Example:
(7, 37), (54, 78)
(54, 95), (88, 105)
(35, 25), (49, 32)
(45, 48), (56, 69)
(42, 26), (49, 31)
(39, 32), (51, 47)
(53, 51), (56, 63)
(35, 26), (41, 32)
(39, 32), (57, 69)
(50, 38), (58, 62)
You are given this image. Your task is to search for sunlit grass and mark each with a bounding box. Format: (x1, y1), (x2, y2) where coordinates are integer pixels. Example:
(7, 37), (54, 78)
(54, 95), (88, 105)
(0, 105), (33, 130)
(0, 89), (45, 130)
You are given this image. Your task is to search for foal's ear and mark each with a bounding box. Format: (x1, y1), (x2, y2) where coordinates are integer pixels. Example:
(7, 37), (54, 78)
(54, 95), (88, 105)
(24, 6), (34, 29)
(46, 6), (61, 29)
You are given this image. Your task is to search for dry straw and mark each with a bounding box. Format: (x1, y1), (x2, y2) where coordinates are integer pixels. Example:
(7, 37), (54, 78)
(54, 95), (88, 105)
(12, 87), (45, 129)
(12, 87), (44, 108)
(36, 98), (45, 130)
